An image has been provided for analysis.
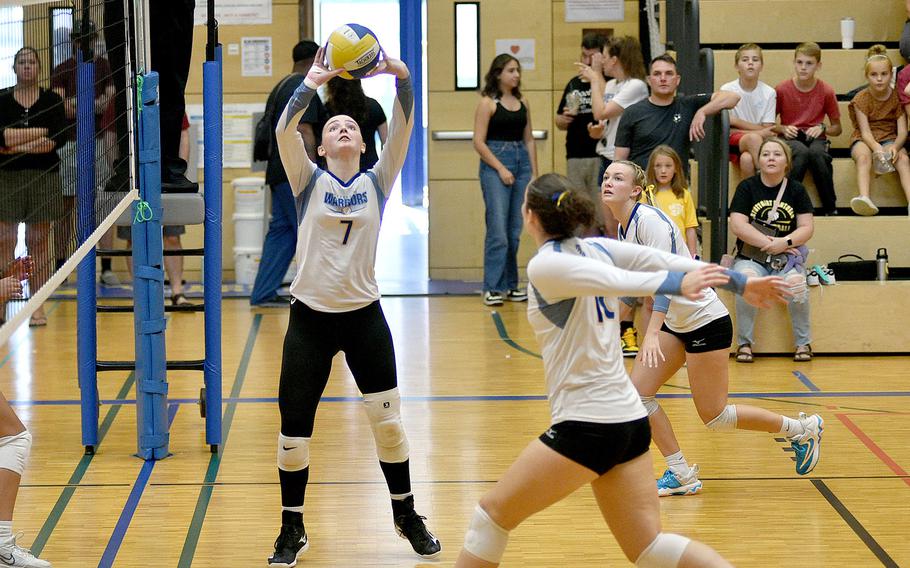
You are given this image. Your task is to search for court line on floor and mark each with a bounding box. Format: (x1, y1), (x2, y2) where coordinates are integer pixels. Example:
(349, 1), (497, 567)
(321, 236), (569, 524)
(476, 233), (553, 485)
(31, 372), (136, 557)
(490, 311), (541, 359)
(178, 313), (262, 568)
(99, 403), (180, 568)
(792, 370), (820, 391)
(811, 479), (899, 567)
(836, 412), (910, 489)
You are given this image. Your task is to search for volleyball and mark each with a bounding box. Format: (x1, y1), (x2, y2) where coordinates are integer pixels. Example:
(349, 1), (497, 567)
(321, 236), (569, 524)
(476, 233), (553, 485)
(325, 24), (381, 80)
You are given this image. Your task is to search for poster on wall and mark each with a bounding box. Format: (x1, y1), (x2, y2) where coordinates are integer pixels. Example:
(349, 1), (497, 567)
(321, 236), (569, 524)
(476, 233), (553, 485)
(241, 37), (272, 77)
(193, 0), (272, 26)
(186, 103), (266, 169)
(565, 0), (624, 22)
(495, 39), (535, 71)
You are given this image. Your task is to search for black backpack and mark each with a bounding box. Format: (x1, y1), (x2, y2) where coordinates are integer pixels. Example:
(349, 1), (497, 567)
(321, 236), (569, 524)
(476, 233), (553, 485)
(253, 74), (300, 162)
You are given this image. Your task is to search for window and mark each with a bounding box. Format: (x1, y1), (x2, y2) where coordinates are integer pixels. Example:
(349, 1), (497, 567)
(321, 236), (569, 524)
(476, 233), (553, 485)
(0, 7), (24, 89)
(454, 2), (479, 90)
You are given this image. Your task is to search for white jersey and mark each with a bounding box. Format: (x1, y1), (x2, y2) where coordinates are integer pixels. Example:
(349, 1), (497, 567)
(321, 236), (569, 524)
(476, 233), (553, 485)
(618, 203), (728, 332)
(527, 237), (707, 424)
(275, 78), (414, 312)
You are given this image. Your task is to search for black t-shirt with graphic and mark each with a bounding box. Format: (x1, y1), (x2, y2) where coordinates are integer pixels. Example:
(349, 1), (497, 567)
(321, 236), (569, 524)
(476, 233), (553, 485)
(614, 93), (712, 175)
(556, 76), (597, 159)
(729, 175), (814, 251)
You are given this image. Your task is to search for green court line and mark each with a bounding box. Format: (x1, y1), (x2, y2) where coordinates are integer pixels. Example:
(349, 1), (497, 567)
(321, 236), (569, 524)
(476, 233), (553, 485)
(178, 314), (262, 568)
(31, 371), (135, 556)
(490, 311), (541, 359)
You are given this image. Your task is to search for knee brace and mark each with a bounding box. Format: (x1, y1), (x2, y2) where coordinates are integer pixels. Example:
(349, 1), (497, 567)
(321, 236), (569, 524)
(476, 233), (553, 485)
(640, 395), (661, 417)
(363, 388), (409, 463)
(277, 433), (310, 472)
(705, 404), (737, 432)
(0, 431), (31, 476)
(786, 273), (809, 303)
(463, 505), (510, 564)
(635, 532), (691, 568)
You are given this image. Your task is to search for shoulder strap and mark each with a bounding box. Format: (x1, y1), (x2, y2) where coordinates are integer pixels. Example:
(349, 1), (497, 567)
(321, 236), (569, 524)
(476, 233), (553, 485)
(264, 73), (300, 117)
(768, 177), (787, 217)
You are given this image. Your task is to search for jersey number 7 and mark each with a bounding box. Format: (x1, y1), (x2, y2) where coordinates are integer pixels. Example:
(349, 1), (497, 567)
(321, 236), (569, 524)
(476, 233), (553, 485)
(340, 220), (353, 244)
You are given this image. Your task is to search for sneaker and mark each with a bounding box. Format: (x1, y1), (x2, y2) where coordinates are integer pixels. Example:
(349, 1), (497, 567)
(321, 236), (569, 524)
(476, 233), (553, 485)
(806, 268), (820, 287)
(483, 291), (503, 306)
(253, 295), (291, 308)
(656, 465), (703, 497)
(393, 496), (442, 559)
(790, 413), (823, 475)
(267, 523), (309, 567)
(0, 533), (51, 567)
(100, 269), (120, 286)
(850, 196), (879, 216)
(621, 327), (639, 357)
(506, 288), (527, 302)
(821, 266), (836, 285)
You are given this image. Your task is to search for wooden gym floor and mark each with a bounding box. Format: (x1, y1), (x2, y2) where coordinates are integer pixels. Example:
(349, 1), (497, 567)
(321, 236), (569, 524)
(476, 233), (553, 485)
(2, 297), (909, 567)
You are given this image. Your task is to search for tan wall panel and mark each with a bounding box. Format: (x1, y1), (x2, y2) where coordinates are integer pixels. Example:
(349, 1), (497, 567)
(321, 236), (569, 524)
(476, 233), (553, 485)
(700, 1), (905, 45)
(426, 0), (457, 93)
(712, 49), (901, 98)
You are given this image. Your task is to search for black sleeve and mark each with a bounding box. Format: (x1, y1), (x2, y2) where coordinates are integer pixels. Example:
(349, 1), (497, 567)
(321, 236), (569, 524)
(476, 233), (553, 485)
(790, 181), (815, 214)
(301, 94), (323, 125)
(614, 104), (636, 149)
(556, 79), (571, 114)
(44, 90), (67, 148)
(729, 178), (755, 217)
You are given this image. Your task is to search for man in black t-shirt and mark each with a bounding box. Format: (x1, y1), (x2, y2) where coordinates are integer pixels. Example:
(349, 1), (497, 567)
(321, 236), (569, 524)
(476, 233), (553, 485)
(556, 32), (606, 210)
(250, 40), (318, 308)
(615, 53), (740, 176)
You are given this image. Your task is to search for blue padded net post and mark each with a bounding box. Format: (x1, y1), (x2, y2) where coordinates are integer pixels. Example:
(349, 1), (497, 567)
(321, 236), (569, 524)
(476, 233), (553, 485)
(202, 44), (223, 448)
(76, 47), (98, 449)
(133, 72), (169, 460)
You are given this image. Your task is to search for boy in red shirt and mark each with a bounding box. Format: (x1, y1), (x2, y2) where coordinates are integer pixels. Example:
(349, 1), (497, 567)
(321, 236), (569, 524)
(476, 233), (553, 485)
(776, 42), (843, 215)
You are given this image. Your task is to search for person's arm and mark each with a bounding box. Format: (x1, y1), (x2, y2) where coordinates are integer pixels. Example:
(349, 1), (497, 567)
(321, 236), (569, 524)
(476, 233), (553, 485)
(377, 121), (388, 146)
(368, 57), (414, 195)
(854, 107), (882, 154)
(522, 98), (538, 179)
(893, 112), (908, 159)
(613, 146), (630, 160)
(555, 83), (573, 131)
(95, 83), (115, 115)
(473, 97), (513, 184)
(685, 227), (698, 258)
(730, 211), (774, 248)
(613, 108), (633, 160)
(2, 127), (48, 147)
(806, 90), (843, 139)
(690, 91), (740, 141)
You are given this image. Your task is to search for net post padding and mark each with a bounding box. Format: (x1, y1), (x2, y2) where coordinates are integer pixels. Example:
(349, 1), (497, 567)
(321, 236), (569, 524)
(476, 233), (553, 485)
(133, 71), (168, 461)
(202, 43), (222, 449)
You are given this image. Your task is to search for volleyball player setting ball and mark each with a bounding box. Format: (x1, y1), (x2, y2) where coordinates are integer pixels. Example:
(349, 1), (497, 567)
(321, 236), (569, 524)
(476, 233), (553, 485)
(266, 27), (441, 567)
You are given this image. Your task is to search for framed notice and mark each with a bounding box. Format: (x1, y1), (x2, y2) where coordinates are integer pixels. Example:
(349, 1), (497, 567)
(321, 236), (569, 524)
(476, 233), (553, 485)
(194, 0), (272, 25)
(565, 0), (624, 22)
(495, 39), (535, 71)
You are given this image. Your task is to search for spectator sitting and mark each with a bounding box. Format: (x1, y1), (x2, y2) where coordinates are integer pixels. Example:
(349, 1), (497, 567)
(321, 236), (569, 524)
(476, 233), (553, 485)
(729, 138), (814, 363)
(775, 42), (842, 216)
(579, 35), (648, 238)
(555, 32), (606, 234)
(643, 145), (699, 257)
(614, 53), (739, 178)
(721, 43), (777, 178)
(848, 45), (910, 216)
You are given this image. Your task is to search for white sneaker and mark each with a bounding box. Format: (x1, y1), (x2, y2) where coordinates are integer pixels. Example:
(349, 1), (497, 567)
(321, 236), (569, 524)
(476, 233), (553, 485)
(0, 534), (51, 567)
(821, 266), (836, 285)
(790, 413), (823, 475)
(850, 196), (879, 216)
(806, 269), (820, 287)
(100, 270), (120, 286)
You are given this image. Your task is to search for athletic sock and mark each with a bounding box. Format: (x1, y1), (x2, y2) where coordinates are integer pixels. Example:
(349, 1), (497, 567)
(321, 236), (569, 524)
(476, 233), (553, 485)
(779, 416), (804, 438)
(664, 450), (690, 476)
(379, 459), (412, 498)
(0, 521), (11, 542)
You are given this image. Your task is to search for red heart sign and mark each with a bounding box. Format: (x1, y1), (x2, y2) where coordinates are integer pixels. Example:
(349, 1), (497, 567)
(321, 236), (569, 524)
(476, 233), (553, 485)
(510, 45), (520, 54)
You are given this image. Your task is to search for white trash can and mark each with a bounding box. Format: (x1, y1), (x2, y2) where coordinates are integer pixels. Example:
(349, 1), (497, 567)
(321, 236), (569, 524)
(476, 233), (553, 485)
(233, 246), (262, 285)
(233, 177), (266, 214)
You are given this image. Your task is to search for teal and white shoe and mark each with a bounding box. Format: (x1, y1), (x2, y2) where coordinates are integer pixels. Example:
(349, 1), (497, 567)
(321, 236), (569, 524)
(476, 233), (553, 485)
(656, 464), (702, 497)
(790, 413), (823, 475)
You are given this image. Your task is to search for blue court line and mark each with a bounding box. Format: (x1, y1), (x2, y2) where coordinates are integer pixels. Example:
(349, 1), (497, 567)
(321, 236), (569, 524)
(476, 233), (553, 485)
(98, 403), (179, 568)
(792, 370), (821, 391)
(490, 311), (542, 359)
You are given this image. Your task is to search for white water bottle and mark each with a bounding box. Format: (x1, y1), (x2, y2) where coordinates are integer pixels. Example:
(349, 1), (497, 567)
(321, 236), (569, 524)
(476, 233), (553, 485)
(841, 17), (855, 49)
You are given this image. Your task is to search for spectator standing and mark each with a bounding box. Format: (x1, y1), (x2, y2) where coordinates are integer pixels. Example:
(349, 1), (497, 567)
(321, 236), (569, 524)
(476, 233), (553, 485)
(721, 44), (777, 178)
(775, 42), (842, 216)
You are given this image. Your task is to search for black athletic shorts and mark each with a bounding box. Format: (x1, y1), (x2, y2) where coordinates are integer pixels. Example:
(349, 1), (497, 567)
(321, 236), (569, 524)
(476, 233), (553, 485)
(538, 417), (651, 475)
(661, 314), (733, 354)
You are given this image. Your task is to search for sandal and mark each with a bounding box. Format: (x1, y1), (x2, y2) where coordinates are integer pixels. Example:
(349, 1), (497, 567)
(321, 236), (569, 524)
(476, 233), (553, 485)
(794, 344), (813, 362)
(171, 293), (194, 307)
(735, 344), (754, 363)
(29, 313), (47, 327)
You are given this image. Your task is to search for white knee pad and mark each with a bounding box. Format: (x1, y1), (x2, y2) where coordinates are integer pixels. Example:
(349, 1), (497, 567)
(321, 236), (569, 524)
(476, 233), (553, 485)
(463, 505), (510, 564)
(363, 388), (409, 463)
(786, 273), (809, 303)
(640, 395), (661, 417)
(277, 434), (310, 472)
(705, 404), (737, 432)
(0, 431), (31, 476)
(636, 532), (691, 568)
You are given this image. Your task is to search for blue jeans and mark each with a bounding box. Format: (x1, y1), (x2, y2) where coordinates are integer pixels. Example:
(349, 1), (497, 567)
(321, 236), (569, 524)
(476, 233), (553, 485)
(250, 182), (297, 304)
(732, 257), (811, 348)
(479, 140), (531, 293)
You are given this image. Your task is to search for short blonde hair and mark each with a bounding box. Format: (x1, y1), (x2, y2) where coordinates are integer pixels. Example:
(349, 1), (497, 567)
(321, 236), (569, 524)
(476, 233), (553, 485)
(794, 42), (821, 62)
(735, 43), (763, 64)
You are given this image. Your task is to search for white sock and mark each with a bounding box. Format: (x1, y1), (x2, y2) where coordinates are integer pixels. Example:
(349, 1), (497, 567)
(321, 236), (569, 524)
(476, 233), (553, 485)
(664, 451), (690, 476)
(0, 521), (11, 542)
(779, 416), (804, 438)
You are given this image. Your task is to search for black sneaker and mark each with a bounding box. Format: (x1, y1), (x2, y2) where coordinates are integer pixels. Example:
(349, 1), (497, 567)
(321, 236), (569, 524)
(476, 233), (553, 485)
(506, 288), (527, 302)
(252, 295), (291, 308)
(267, 523), (308, 567)
(393, 496), (442, 559)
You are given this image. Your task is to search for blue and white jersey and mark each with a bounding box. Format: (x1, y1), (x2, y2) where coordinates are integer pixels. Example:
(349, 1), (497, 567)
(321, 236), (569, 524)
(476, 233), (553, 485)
(618, 202), (728, 333)
(275, 77), (414, 312)
(527, 237), (707, 424)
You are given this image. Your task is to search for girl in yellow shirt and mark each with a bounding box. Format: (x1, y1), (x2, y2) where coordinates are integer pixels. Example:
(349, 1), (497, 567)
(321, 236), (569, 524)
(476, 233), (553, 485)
(643, 145), (699, 257)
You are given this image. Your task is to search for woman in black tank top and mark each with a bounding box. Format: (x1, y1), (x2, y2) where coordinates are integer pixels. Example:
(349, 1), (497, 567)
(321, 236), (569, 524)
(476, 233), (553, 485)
(473, 54), (538, 306)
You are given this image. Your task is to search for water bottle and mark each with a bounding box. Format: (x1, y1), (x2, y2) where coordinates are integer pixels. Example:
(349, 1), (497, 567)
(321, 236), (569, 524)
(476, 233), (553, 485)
(876, 248), (889, 282)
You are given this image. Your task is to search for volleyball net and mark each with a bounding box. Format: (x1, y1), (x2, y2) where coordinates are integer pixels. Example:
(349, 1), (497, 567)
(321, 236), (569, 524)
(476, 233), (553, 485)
(0, 0), (137, 344)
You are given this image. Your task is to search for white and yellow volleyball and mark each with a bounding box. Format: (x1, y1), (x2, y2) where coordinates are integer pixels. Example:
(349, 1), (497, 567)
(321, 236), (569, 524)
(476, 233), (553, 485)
(325, 24), (381, 80)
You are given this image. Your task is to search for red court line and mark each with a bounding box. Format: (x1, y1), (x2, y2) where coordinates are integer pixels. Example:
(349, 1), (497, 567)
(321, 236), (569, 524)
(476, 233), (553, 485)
(836, 413), (910, 488)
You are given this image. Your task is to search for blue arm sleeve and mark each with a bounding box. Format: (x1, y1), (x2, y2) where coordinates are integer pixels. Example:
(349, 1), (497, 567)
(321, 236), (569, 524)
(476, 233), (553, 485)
(719, 269), (747, 295)
(653, 295), (671, 314)
(655, 272), (685, 296)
